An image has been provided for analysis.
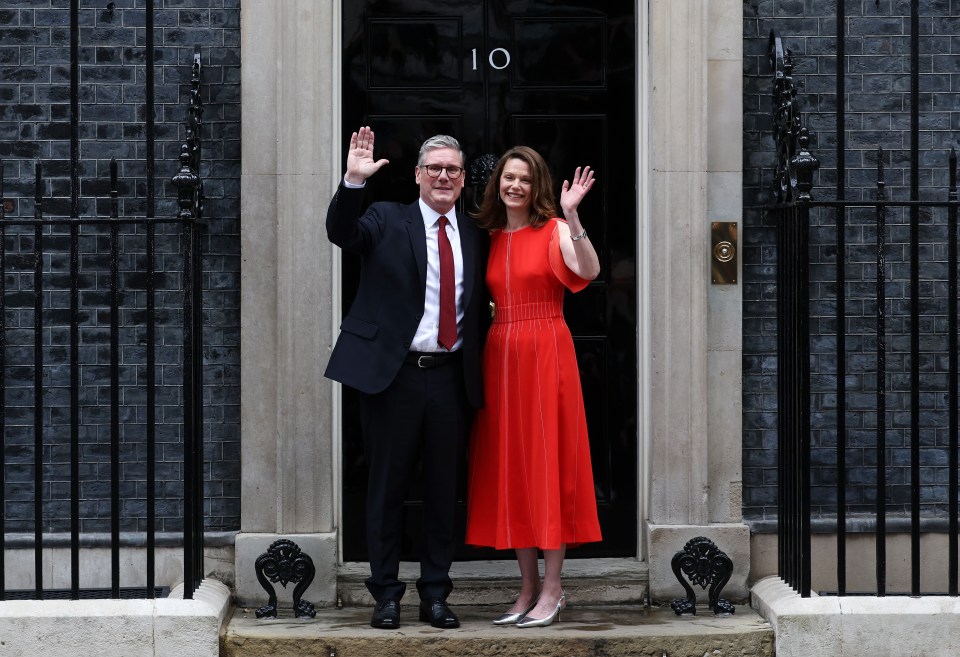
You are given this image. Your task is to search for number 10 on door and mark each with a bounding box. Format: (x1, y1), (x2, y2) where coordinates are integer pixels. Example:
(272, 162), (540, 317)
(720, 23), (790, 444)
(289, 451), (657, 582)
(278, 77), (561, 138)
(472, 48), (511, 70)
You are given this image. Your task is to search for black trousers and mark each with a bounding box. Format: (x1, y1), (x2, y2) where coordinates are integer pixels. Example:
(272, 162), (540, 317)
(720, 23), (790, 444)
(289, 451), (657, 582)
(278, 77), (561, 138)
(358, 355), (469, 602)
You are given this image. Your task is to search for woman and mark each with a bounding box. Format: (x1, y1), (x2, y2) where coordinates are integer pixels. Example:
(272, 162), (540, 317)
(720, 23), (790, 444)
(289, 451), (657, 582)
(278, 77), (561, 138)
(465, 146), (602, 628)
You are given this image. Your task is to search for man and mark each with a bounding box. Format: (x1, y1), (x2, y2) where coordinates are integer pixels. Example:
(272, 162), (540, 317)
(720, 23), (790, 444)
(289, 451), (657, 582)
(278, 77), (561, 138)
(325, 126), (486, 629)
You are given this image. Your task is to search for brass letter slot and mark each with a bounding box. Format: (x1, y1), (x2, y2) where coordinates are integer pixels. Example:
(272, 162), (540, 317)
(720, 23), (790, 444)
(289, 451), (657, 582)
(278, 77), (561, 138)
(711, 222), (737, 285)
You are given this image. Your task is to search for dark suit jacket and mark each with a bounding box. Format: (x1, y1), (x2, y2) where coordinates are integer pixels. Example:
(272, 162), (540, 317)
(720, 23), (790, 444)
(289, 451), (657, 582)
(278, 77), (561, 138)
(325, 183), (486, 408)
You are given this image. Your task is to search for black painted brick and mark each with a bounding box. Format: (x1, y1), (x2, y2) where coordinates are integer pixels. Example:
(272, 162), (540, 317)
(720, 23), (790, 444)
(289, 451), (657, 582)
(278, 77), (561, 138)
(0, 0), (239, 535)
(744, 1), (960, 527)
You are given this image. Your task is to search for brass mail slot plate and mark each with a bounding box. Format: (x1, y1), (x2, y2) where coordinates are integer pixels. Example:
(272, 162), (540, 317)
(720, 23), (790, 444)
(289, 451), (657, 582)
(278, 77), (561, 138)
(711, 221), (738, 285)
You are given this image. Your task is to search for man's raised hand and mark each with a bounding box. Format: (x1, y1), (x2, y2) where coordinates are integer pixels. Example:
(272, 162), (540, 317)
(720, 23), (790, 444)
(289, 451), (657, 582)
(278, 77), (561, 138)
(345, 126), (390, 185)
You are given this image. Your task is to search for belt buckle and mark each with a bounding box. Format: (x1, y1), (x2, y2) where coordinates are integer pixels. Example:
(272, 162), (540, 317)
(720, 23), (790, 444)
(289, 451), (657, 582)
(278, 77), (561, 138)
(417, 355), (431, 369)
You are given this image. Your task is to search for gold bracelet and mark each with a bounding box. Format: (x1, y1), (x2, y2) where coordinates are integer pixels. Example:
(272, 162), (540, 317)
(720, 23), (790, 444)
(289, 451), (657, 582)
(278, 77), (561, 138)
(571, 228), (587, 241)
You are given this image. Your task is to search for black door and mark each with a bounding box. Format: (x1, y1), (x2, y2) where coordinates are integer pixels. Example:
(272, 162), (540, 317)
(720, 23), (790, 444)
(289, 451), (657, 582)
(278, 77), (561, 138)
(340, 0), (637, 560)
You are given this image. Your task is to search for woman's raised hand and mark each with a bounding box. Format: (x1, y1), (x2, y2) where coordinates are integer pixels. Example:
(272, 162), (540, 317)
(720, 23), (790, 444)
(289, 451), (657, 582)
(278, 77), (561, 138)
(560, 165), (595, 215)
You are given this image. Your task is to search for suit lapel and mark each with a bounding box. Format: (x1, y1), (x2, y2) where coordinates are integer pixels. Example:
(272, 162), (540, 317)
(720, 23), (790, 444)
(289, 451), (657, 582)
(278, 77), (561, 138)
(459, 216), (478, 311)
(405, 201), (428, 290)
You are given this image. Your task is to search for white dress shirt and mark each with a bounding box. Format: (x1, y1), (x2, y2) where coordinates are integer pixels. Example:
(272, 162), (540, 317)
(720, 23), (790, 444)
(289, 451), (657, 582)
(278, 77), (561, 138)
(411, 199), (464, 352)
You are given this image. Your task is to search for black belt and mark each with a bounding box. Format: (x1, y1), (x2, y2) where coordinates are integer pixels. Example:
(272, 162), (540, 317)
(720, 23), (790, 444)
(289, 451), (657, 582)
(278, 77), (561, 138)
(404, 351), (460, 369)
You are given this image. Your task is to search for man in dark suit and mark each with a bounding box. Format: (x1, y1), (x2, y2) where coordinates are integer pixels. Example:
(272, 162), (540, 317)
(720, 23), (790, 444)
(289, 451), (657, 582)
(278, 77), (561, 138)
(325, 126), (485, 629)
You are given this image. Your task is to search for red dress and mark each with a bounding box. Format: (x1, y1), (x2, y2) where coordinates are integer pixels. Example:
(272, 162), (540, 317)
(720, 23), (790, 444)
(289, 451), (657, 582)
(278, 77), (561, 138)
(466, 219), (602, 550)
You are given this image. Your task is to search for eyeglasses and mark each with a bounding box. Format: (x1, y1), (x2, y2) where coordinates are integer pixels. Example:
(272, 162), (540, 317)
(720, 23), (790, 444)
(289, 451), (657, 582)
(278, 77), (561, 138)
(422, 164), (464, 179)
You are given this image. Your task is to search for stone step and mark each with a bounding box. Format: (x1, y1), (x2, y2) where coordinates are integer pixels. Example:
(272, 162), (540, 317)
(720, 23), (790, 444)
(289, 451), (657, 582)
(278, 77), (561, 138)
(221, 604), (775, 657)
(337, 558), (649, 607)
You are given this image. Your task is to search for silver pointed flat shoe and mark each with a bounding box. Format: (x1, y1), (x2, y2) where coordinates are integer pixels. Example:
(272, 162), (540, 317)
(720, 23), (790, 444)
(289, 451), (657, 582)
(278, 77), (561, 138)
(492, 597), (539, 625)
(516, 592), (565, 628)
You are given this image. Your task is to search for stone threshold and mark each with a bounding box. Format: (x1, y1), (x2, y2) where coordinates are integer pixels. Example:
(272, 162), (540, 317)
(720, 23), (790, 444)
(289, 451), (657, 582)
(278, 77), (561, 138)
(222, 603), (775, 657)
(337, 557), (650, 607)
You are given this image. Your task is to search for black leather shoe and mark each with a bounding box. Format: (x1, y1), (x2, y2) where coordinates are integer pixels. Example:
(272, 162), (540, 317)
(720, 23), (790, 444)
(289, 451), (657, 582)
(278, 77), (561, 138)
(419, 599), (460, 628)
(371, 600), (401, 629)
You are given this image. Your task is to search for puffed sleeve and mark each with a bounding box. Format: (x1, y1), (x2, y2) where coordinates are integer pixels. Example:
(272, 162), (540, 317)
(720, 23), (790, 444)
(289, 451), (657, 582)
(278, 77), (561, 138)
(548, 219), (590, 293)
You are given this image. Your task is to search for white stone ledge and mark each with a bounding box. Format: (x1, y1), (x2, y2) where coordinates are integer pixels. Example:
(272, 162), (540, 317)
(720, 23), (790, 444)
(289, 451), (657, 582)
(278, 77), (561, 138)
(0, 578), (232, 657)
(752, 575), (960, 657)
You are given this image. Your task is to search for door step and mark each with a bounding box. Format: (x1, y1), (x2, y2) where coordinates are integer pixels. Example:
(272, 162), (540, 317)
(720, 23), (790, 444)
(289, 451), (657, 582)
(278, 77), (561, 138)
(337, 559), (652, 607)
(337, 558), (649, 607)
(221, 604), (775, 657)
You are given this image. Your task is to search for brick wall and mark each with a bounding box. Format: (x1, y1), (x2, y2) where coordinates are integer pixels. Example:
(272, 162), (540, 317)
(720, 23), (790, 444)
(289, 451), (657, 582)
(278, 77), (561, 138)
(744, 0), (960, 526)
(0, 0), (239, 534)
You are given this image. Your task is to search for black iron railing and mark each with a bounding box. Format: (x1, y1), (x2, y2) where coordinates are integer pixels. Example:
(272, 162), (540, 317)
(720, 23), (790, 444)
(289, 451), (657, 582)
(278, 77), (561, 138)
(769, 31), (817, 597)
(770, 27), (960, 598)
(0, 2), (205, 602)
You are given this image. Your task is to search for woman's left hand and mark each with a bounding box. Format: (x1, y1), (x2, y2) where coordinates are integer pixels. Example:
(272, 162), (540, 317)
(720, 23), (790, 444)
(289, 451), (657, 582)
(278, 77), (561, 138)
(560, 166), (595, 215)
(557, 165), (600, 281)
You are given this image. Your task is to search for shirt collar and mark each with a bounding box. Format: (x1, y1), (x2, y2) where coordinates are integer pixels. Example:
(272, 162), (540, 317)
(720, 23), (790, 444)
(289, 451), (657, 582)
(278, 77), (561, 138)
(418, 199), (458, 231)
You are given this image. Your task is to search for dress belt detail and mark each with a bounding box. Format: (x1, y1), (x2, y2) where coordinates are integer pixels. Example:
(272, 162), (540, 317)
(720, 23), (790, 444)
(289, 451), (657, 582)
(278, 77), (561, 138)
(492, 302), (563, 324)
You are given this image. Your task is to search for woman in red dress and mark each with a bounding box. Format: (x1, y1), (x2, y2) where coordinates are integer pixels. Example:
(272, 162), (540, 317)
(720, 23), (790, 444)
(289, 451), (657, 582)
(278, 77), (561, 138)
(466, 146), (602, 628)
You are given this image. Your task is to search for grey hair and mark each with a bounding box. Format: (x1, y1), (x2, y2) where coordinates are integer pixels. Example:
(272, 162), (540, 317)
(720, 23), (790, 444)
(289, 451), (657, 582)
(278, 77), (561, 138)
(418, 134), (464, 166)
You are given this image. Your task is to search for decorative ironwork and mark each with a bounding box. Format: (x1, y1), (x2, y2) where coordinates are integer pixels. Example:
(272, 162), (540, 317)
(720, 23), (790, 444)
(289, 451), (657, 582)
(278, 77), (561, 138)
(670, 537), (735, 616)
(768, 31), (819, 204)
(0, 37), (206, 602)
(171, 47), (205, 222)
(254, 539), (317, 619)
(792, 129), (818, 203)
(171, 47), (207, 597)
(769, 29), (960, 600)
(768, 30), (814, 598)
(469, 153), (498, 189)
(467, 152), (499, 212)
(172, 145), (200, 220)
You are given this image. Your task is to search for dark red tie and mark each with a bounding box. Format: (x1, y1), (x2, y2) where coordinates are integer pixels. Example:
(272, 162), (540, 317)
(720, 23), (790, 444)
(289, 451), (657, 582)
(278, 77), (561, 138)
(437, 215), (456, 350)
